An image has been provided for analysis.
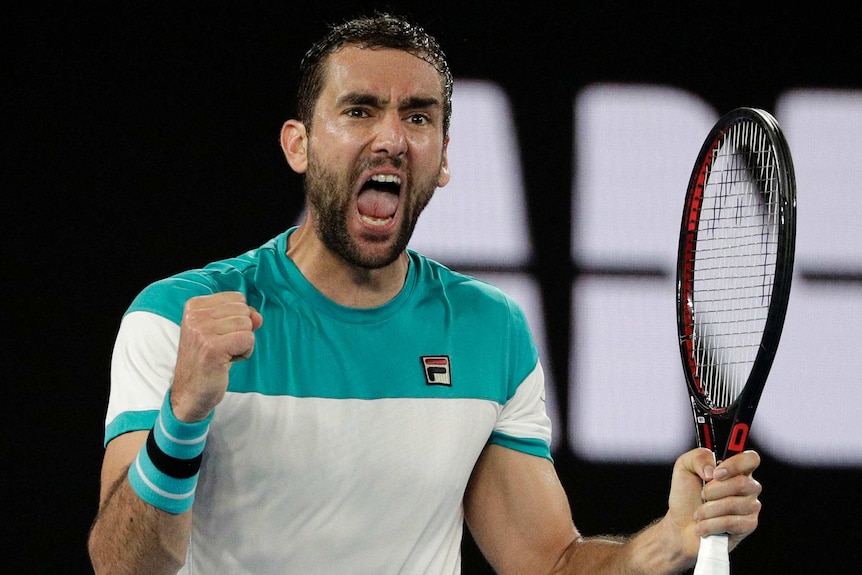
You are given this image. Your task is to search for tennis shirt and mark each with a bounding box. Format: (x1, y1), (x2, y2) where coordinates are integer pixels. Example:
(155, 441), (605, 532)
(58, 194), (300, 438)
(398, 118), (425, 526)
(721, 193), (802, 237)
(104, 227), (553, 575)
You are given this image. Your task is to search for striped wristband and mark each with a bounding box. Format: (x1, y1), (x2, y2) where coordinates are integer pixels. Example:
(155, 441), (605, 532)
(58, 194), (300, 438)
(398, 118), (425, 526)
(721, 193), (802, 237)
(128, 390), (214, 514)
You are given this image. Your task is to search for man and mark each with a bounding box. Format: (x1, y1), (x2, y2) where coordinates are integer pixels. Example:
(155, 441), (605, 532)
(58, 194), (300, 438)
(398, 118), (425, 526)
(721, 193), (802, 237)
(88, 13), (762, 575)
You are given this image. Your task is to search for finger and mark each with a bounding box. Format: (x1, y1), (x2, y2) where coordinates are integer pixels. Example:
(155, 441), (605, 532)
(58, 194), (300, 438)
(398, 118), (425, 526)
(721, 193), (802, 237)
(229, 337), (256, 361)
(715, 450), (762, 478)
(212, 313), (258, 336)
(186, 291), (248, 310)
(196, 295), (262, 330)
(695, 505), (761, 537)
(249, 306), (264, 330)
(697, 491), (762, 519)
(696, 471), (763, 540)
(676, 447), (718, 483)
(702, 473), (762, 506)
(184, 294), (260, 332)
(682, 449), (761, 484)
(200, 301), (256, 322)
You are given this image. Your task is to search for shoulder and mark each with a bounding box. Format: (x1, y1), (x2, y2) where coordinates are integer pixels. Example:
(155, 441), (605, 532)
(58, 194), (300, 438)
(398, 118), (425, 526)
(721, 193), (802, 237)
(126, 234), (284, 324)
(412, 249), (508, 293)
(409, 250), (530, 328)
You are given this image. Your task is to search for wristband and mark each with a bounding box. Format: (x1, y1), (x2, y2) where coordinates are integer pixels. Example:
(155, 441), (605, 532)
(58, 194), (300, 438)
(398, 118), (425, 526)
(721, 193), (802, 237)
(128, 390), (214, 514)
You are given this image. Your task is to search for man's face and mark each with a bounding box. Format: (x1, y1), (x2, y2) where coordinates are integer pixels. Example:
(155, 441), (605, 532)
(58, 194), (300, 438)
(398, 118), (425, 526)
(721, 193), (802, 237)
(303, 45), (450, 269)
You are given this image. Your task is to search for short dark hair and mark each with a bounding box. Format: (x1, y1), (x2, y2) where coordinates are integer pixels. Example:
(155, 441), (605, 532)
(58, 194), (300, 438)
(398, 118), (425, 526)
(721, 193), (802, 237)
(296, 13), (453, 136)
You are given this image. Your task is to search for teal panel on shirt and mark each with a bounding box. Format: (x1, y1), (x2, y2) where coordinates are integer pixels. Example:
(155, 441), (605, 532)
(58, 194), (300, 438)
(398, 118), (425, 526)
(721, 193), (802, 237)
(123, 229), (539, 404)
(105, 409), (159, 446)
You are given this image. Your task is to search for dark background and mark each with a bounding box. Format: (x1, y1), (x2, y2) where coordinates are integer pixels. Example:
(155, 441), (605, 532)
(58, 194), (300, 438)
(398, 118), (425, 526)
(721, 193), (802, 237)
(8, 2), (861, 572)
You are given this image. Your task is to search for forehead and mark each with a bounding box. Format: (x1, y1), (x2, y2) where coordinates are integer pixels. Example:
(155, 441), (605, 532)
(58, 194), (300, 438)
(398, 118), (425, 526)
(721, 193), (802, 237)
(320, 45), (445, 102)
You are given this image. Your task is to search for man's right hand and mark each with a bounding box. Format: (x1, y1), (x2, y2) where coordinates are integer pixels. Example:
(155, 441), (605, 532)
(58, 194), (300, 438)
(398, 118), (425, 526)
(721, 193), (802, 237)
(170, 292), (263, 422)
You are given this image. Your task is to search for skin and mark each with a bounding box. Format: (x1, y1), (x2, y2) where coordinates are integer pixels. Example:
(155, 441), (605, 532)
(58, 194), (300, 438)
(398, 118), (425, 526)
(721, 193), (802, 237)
(281, 46), (451, 307)
(88, 45), (762, 575)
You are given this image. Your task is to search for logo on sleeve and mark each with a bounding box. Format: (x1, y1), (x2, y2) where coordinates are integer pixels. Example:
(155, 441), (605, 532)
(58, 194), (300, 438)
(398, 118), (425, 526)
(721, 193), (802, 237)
(421, 356), (451, 386)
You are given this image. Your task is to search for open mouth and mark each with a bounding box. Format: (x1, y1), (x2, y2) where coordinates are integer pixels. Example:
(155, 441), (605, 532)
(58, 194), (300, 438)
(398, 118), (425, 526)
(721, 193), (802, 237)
(357, 173), (403, 225)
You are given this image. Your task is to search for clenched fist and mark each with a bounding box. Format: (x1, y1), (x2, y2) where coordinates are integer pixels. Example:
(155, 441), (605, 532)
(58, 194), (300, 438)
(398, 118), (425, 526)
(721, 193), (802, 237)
(170, 292), (264, 422)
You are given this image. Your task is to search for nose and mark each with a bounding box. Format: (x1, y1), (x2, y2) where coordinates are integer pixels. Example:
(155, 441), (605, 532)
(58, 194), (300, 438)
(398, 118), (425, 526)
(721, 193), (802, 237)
(371, 111), (407, 156)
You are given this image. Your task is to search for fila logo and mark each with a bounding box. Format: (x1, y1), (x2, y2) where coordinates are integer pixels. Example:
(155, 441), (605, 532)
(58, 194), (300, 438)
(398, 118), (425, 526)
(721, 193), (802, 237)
(421, 356), (451, 386)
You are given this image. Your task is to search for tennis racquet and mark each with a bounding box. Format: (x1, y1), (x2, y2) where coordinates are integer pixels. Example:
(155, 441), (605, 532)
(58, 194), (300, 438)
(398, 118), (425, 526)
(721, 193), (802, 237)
(676, 107), (796, 575)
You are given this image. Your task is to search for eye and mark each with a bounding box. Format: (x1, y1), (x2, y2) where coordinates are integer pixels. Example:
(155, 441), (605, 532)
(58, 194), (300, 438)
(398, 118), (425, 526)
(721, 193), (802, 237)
(407, 113), (431, 125)
(345, 108), (370, 118)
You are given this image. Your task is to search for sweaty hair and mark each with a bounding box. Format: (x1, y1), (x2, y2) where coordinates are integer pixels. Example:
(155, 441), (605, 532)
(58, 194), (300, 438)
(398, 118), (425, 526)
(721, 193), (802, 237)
(296, 13), (453, 136)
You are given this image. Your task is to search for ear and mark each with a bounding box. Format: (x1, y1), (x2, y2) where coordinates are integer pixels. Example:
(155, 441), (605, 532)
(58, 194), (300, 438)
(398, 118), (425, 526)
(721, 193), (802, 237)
(280, 120), (308, 174)
(436, 137), (451, 187)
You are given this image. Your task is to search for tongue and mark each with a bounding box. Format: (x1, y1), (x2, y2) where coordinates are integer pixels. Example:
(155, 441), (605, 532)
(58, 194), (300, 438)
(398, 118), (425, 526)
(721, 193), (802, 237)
(357, 189), (398, 219)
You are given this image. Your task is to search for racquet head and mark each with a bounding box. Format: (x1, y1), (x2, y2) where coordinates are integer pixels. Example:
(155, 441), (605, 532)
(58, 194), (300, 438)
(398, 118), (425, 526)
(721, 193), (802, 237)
(676, 107), (796, 462)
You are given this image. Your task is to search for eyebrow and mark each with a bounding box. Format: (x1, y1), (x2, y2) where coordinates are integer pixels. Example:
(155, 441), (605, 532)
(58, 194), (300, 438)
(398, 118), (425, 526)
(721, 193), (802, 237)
(337, 92), (442, 111)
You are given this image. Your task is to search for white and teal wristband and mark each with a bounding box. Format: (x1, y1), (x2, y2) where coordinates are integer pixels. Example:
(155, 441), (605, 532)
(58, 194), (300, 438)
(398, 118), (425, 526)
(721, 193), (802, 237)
(128, 390), (213, 514)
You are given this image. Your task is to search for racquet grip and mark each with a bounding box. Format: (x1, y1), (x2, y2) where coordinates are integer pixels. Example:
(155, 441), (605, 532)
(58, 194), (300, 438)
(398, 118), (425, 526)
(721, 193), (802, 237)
(693, 533), (729, 575)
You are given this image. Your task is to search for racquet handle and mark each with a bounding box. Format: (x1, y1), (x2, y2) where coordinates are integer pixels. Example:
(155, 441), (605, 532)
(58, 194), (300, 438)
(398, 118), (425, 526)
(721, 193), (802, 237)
(693, 533), (729, 575)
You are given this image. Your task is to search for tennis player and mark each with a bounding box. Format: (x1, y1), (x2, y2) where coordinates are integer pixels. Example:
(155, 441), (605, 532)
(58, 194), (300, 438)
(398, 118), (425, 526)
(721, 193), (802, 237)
(88, 12), (762, 575)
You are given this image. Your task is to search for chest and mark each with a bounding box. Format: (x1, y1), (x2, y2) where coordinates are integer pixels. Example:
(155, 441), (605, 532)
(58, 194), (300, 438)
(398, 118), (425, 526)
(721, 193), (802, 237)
(227, 297), (513, 404)
(205, 393), (499, 508)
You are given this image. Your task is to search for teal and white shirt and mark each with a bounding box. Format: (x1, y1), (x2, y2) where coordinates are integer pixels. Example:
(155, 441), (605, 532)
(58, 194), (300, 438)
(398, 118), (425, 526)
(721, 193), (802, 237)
(104, 227), (553, 575)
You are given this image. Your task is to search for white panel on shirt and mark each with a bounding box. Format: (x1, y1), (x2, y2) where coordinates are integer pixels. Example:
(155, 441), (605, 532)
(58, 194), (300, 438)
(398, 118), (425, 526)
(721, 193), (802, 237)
(106, 311), (179, 429)
(187, 392), (498, 575)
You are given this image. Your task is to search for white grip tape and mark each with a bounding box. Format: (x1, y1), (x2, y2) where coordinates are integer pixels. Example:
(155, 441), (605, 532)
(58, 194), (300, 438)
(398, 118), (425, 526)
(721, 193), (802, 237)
(693, 533), (729, 575)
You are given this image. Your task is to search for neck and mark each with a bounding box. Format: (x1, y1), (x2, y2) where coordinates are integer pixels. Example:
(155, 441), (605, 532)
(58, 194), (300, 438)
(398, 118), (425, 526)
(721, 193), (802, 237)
(286, 223), (409, 308)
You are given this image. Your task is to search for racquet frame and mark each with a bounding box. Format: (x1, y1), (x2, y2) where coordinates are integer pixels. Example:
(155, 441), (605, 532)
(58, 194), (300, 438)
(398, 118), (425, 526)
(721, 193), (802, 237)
(676, 107), (797, 462)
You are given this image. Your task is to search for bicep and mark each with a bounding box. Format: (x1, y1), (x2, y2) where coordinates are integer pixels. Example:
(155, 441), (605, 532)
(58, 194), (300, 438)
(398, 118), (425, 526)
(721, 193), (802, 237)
(464, 444), (579, 575)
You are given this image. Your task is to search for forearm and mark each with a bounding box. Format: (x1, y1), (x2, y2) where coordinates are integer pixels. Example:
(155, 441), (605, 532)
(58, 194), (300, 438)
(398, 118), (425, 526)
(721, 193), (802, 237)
(550, 518), (691, 575)
(88, 470), (192, 575)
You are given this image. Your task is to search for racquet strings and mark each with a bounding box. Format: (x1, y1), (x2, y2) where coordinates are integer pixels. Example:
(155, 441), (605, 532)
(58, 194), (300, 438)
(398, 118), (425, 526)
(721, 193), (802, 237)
(687, 120), (781, 410)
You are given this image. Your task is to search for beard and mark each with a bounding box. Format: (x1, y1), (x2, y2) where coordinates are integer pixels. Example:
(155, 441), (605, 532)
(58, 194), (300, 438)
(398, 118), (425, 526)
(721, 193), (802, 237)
(304, 153), (439, 269)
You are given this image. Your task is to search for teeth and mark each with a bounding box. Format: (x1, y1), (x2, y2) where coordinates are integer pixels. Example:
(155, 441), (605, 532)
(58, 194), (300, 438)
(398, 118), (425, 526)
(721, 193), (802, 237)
(370, 174), (402, 185)
(360, 214), (392, 225)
